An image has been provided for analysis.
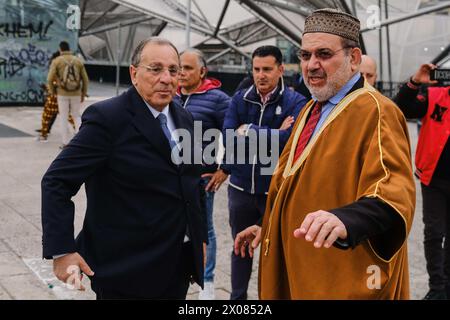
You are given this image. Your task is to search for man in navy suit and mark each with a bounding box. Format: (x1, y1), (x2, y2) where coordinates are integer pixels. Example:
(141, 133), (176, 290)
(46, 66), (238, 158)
(41, 37), (206, 299)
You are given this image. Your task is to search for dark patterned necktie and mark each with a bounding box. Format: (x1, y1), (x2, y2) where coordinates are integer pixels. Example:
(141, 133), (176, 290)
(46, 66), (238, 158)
(293, 101), (323, 163)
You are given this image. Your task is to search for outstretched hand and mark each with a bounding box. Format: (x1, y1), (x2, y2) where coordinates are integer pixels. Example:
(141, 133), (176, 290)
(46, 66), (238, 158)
(293, 210), (347, 249)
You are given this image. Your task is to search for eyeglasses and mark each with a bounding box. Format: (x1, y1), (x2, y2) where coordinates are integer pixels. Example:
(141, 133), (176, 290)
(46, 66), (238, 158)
(138, 64), (180, 77)
(297, 47), (352, 62)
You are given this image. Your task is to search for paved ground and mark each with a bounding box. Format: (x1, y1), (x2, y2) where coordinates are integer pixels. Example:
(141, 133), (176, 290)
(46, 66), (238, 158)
(0, 82), (427, 300)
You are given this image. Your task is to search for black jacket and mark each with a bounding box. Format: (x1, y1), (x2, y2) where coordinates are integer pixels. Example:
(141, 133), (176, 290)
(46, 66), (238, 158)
(393, 82), (450, 182)
(41, 86), (206, 297)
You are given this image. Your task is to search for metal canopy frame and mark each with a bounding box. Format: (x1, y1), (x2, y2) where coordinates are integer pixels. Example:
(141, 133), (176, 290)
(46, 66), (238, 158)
(78, 0), (448, 84)
(78, 0), (331, 64)
(360, 1), (450, 32)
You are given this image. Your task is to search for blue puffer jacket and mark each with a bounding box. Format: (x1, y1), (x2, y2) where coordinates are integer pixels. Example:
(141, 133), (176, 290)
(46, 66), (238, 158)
(174, 78), (231, 173)
(222, 79), (308, 194)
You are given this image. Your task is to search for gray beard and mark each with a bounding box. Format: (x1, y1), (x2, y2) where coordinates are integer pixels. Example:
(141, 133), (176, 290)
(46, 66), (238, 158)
(304, 58), (354, 102)
(306, 81), (340, 102)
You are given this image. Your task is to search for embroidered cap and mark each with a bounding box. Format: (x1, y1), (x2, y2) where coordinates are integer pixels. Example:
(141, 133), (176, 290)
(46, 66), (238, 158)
(303, 8), (361, 45)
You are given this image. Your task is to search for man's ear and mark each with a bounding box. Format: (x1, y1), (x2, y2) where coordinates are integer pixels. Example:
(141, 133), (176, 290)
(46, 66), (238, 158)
(200, 66), (207, 79)
(350, 48), (362, 72)
(129, 65), (137, 86)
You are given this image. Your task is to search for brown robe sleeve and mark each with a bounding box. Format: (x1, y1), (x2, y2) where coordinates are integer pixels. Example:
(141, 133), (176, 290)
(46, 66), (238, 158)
(331, 197), (403, 254)
(355, 92), (415, 262)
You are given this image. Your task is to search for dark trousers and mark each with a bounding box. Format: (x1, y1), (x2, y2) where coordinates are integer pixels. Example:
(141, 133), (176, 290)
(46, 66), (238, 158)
(422, 179), (450, 291)
(228, 186), (267, 300)
(93, 242), (193, 300)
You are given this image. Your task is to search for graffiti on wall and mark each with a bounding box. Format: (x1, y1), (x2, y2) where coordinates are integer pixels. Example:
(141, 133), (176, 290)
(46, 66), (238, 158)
(0, 0), (78, 105)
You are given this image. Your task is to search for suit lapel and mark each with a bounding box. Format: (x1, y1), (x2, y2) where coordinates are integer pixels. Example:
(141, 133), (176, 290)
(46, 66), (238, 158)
(127, 87), (174, 163)
(169, 102), (186, 132)
(169, 102), (196, 171)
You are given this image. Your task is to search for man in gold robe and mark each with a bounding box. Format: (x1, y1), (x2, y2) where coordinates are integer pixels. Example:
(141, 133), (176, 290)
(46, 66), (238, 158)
(234, 8), (415, 299)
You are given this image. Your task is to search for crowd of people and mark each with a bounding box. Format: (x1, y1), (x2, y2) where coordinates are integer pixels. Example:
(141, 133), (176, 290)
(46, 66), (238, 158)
(39, 8), (449, 300)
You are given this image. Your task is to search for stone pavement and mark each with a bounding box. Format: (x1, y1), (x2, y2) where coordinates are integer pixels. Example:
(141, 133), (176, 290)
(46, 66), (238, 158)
(0, 82), (427, 300)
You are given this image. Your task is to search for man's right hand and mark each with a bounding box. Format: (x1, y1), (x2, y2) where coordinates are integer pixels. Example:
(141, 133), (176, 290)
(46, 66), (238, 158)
(279, 116), (295, 130)
(412, 64), (438, 85)
(234, 225), (262, 258)
(53, 252), (94, 291)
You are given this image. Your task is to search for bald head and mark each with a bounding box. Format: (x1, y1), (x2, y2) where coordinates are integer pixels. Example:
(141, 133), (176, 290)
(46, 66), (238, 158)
(360, 55), (377, 86)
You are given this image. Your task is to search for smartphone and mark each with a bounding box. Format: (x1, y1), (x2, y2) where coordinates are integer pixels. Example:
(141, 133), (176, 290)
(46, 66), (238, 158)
(430, 69), (450, 82)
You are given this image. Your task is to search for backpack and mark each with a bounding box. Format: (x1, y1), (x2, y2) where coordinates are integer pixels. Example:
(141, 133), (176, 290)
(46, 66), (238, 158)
(59, 57), (80, 91)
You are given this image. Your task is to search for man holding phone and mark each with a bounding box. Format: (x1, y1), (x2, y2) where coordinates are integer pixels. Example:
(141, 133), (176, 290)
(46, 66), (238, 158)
(394, 63), (450, 300)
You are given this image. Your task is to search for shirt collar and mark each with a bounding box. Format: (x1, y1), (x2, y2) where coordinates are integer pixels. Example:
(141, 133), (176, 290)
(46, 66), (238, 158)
(312, 73), (361, 105)
(143, 100), (170, 119)
(257, 85), (278, 104)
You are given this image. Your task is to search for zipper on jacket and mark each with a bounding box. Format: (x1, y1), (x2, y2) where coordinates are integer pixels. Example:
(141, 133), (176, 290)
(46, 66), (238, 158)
(251, 103), (266, 194)
(243, 79), (284, 194)
(182, 95), (191, 109)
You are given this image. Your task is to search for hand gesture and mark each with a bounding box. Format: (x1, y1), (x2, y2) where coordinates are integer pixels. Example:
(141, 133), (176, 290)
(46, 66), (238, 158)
(279, 116), (295, 130)
(411, 64), (438, 85)
(234, 225), (261, 258)
(293, 210), (347, 249)
(201, 169), (228, 192)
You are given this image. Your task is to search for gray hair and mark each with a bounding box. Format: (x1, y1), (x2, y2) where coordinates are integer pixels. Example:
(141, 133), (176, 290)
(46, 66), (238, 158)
(181, 48), (208, 79)
(131, 37), (180, 66)
(182, 48), (207, 68)
(341, 37), (360, 52)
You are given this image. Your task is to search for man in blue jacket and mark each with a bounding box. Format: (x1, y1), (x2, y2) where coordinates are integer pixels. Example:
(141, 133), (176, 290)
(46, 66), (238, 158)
(175, 48), (230, 299)
(222, 45), (308, 300)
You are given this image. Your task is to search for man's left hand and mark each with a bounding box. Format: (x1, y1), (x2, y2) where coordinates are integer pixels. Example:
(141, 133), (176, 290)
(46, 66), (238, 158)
(293, 210), (347, 248)
(202, 169), (228, 192)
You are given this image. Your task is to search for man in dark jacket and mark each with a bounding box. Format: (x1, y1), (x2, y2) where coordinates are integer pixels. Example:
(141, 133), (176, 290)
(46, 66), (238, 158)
(41, 37), (206, 299)
(393, 63), (450, 300)
(175, 48), (230, 299)
(222, 45), (308, 299)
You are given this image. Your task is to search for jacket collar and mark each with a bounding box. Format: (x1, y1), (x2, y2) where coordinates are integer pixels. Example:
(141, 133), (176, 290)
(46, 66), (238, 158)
(243, 77), (285, 105)
(176, 77), (222, 96)
(348, 73), (365, 95)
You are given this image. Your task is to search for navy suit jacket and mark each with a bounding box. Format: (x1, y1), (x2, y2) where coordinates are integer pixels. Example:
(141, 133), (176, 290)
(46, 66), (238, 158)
(41, 86), (206, 296)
